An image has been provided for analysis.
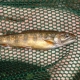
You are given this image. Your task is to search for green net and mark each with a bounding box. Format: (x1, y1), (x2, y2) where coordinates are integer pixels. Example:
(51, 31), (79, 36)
(0, 0), (80, 80)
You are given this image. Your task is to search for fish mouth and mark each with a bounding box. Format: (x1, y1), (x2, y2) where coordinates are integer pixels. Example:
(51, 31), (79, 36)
(62, 37), (76, 45)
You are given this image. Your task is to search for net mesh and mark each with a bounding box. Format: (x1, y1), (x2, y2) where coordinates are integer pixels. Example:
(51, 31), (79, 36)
(0, 0), (80, 80)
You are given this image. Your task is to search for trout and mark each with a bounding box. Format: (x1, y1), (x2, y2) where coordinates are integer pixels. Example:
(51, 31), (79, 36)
(0, 30), (76, 49)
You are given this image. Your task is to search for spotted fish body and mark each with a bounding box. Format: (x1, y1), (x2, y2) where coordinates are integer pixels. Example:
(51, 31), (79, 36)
(0, 30), (76, 49)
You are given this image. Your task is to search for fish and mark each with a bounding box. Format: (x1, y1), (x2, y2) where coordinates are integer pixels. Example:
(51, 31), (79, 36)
(0, 30), (76, 49)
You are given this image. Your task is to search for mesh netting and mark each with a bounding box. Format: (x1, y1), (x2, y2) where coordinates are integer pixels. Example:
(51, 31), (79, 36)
(0, 0), (80, 80)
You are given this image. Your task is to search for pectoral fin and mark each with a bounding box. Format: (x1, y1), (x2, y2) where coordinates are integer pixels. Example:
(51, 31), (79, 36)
(44, 40), (54, 45)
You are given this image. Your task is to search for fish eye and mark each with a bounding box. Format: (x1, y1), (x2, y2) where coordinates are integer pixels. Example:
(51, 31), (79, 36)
(65, 34), (69, 38)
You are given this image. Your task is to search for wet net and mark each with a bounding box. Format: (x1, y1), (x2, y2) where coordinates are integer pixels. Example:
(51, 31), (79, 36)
(0, 0), (80, 80)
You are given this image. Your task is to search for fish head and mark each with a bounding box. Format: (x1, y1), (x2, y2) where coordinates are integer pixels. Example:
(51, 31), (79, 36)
(54, 32), (76, 46)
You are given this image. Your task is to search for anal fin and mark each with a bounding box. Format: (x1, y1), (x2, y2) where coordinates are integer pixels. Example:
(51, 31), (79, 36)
(1, 44), (12, 48)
